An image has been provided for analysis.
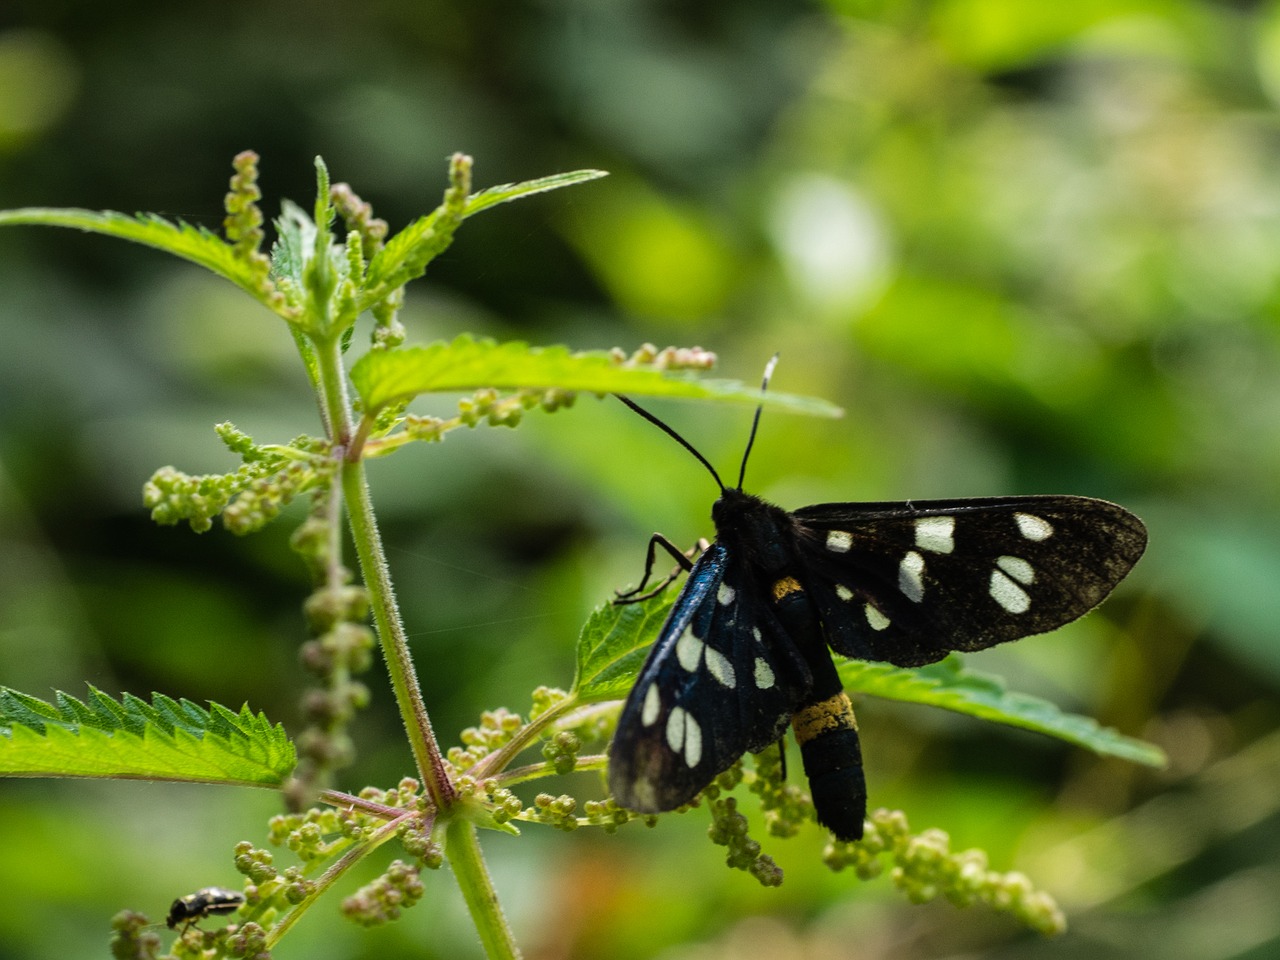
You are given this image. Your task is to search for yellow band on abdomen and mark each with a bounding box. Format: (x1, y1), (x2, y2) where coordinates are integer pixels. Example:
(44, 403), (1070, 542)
(791, 692), (858, 745)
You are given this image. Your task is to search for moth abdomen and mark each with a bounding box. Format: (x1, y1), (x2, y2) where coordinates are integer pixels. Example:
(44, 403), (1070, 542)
(793, 692), (866, 841)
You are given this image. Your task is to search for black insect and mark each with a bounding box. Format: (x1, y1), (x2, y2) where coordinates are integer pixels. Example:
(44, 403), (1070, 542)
(166, 886), (245, 932)
(607, 358), (1147, 841)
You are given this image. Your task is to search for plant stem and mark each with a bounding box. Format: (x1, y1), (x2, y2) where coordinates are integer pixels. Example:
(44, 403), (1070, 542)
(472, 694), (580, 780)
(446, 818), (522, 960)
(313, 335), (355, 447)
(342, 457), (454, 812)
(265, 813), (411, 948)
(310, 328), (452, 810)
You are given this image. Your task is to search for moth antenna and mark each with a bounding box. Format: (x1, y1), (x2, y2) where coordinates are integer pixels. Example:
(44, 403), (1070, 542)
(614, 394), (726, 493)
(736, 353), (778, 490)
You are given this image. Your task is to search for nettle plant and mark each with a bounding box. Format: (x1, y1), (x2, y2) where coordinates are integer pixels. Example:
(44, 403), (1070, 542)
(0, 154), (1164, 959)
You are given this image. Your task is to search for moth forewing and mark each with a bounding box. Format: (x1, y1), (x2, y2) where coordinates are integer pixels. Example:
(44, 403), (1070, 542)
(793, 495), (1147, 667)
(608, 545), (810, 812)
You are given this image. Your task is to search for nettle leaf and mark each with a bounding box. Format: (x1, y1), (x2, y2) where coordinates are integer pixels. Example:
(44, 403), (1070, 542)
(0, 208), (270, 304)
(573, 593), (677, 703)
(461, 169), (608, 218)
(350, 335), (843, 416)
(0, 687), (296, 787)
(842, 656), (1167, 767)
(574, 597), (1163, 768)
(270, 198), (316, 290)
(361, 169), (607, 308)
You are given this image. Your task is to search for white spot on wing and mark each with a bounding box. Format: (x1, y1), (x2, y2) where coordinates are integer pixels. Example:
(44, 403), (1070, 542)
(1015, 512), (1053, 541)
(676, 627), (704, 672)
(667, 706), (703, 767)
(826, 530), (853, 553)
(665, 706), (686, 755)
(864, 604), (891, 631)
(683, 711), (702, 767)
(899, 551), (925, 603)
(914, 516), (955, 554)
(705, 647), (736, 688)
(751, 627), (763, 644)
(754, 657), (775, 689)
(990, 570), (1031, 613)
(835, 584), (855, 602)
(641, 684), (661, 726)
(996, 555), (1034, 585)
(631, 777), (658, 809)
(717, 582), (735, 606)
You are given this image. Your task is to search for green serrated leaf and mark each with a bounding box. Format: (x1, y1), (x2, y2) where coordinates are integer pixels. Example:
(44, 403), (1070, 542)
(349, 335), (843, 417)
(842, 656), (1167, 767)
(461, 169), (608, 219)
(0, 208), (271, 304)
(360, 207), (457, 307)
(572, 593), (678, 703)
(567, 592), (1163, 769)
(359, 168), (604, 311)
(270, 198), (315, 289)
(0, 687), (296, 787)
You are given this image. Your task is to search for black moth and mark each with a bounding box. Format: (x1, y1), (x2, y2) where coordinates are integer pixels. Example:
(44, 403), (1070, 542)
(607, 358), (1147, 842)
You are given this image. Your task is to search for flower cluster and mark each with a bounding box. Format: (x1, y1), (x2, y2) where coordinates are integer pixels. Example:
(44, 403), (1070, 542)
(747, 744), (813, 839)
(108, 910), (161, 960)
(447, 707), (524, 773)
(341, 860), (425, 927)
(823, 808), (1067, 935)
(286, 498), (376, 809)
(707, 794), (784, 887)
(143, 425), (330, 535)
(540, 730), (582, 775)
(456, 385), (578, 430)
(222, 150), (274, 304)
(330, 181), (389, 263)
(223, 921), (269, 960)
(268, 803), (371, 861)
(611, 342), (717, 371)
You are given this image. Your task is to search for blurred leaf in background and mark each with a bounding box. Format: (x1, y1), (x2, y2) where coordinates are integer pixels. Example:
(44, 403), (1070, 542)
(2, 0), (1279, 958)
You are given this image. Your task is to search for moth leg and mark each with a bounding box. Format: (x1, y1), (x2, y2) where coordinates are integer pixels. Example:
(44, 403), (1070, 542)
(614, 535), (706, 604)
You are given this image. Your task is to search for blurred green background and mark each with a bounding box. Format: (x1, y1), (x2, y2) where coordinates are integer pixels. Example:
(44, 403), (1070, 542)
(2, 0), (1280, 958)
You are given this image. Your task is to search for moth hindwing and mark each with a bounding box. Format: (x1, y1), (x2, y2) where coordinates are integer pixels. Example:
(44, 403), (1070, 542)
(607, 384), (1147, 843)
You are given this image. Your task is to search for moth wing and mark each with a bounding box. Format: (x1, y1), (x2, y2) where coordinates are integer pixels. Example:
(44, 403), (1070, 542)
(608, 543), (811, 812)
(792, 495), (1147, 667)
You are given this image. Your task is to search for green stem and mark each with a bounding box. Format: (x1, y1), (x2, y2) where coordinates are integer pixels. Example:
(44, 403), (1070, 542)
(264, 813), (411, 948)
(446, 818), (521, 960)
(471, 694), (590, 780)
(309, 333), (513, 956)
(309, 328), (452, 810)
(497, 753), (606, 787)
(342, 457), (454, 812)
(313, 335), (354, 447)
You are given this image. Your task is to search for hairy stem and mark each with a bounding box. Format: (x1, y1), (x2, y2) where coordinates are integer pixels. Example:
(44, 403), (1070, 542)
(446, 818), (521, 960)
(314, 335), (354, 447)
(313, 324), (453, 810)
(342, 458), (454, 812)
(472, 694), (581, 780)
